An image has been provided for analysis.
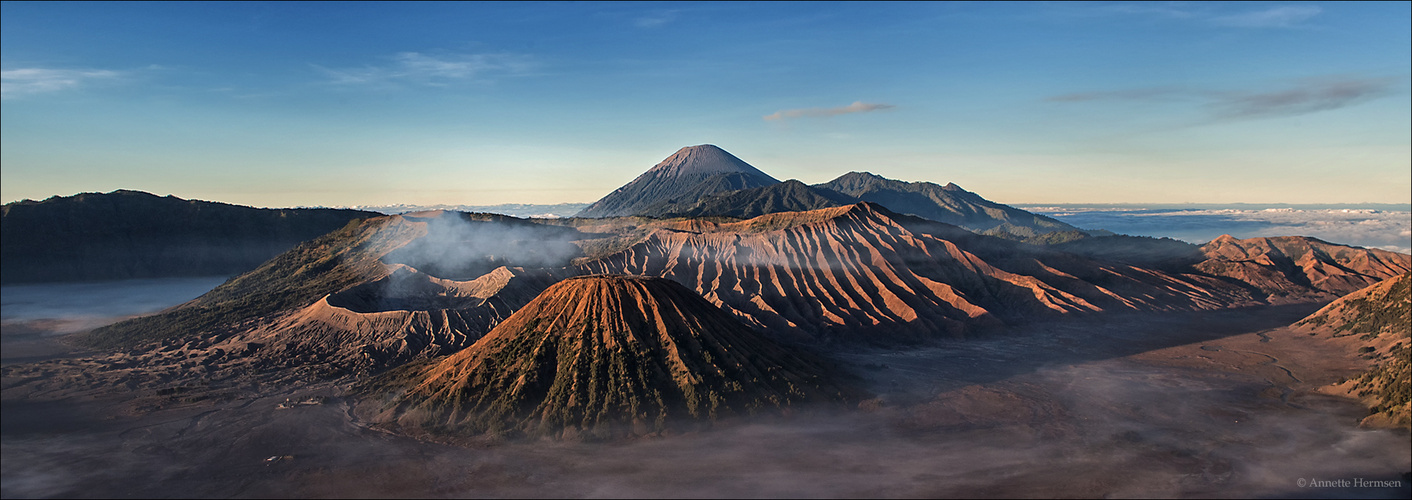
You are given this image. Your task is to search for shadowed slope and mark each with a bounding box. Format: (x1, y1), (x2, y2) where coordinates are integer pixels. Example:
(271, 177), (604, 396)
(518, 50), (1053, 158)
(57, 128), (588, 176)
(83, 211), (585, 350)
(654, 179), (853, 218)
(628, 170), (1079, 241)
(813, 172), (1077, 237)
(1, 189), (375, 284)
(578, 203), (1257, 344)
(576, 145), (780, 218)
(1295, 273), (1411, 428)
(236, 265), (566, 374)
(1197, 235), (1411, 301)
(368, 275), (853, 439)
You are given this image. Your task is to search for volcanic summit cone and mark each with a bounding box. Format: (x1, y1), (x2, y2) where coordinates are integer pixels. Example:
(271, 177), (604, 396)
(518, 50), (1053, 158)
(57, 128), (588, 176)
(368, 274), (854, 439)
(575, 145), (780, 218)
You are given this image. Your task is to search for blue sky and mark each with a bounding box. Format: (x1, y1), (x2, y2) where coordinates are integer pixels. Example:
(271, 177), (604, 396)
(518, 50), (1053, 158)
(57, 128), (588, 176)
(3, 2), (1409, 207)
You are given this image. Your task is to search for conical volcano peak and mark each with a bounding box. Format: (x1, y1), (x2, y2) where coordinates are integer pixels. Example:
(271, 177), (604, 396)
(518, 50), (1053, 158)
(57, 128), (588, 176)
(471, 273), (747, 348)
(648, 144), (778, 180)
(575, 145), (781, 218)
(367, 271), (854, 439)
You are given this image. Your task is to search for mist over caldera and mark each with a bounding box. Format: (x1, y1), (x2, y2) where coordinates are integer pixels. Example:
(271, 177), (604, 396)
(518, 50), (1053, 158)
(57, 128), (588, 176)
(3, 144), (1409, 498)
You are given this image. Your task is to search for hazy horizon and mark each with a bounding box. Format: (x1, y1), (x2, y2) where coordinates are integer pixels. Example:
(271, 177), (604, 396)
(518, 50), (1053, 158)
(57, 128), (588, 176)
(8, 189), (1412, 212)
(3, 3), (1409, 208)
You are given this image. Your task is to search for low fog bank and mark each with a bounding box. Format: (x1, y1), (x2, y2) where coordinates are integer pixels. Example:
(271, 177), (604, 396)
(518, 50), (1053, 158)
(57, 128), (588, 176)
(1, 276), (227, 365)
(0, 276), (227, 335)
(1023, 205), (1412, 253)
(4, 360), (1406, 498)
(4, 307), (1408, 498)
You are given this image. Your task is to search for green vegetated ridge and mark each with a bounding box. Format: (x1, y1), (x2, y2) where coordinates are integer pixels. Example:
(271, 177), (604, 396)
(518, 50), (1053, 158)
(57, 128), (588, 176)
(1299, 272), (1411, 427)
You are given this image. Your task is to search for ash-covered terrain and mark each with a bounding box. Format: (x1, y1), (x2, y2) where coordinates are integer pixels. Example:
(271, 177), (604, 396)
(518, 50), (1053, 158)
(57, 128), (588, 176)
(3, 145), (1409, 498)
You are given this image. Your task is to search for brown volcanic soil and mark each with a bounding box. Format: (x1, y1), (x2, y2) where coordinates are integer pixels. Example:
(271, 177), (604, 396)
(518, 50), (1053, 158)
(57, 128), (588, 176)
(8, 206), (1409, 497)
(1197, 235), (1410, 301)
(579, 203), (1259, 343)
(70, 205), (1407, 383)
(362, 275), (854, 439)
(232, 265), (567, 376)
(1294, 273), (1411, 428)
(5, 304), (1409, 498)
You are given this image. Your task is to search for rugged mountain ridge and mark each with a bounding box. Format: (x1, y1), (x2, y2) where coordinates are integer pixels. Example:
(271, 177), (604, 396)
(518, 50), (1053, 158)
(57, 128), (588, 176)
(83, 211), (587, 349)
(87, 202), (1410, 359)
(363, 275), (853, 439)
(652, 179), (852, 218)
(634, 170), (1081, 240)
(578, 203), (1261, 344)
(575, 145), (780, 218)
(813, 172), (1078, 237)
(236, 265), (567, 375)
(575, 146), (1077, 240)
(1294, 273), (1411, 428)
(1, 189), (377, 284)
(1196, 235), (1410, 301)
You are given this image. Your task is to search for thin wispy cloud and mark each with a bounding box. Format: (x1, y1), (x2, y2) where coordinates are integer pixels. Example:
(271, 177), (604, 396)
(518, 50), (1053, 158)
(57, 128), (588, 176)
(1, 68), (123, 100)
(1048, 77), (1398, 121)
(1214, 77), (1397, 119)
(1101, 3), (1322, 29)
(763, 101), (896, 121)
(318, 52), (534, 87)
(634, 10), (679, 28)
(1101, 4), (1201, 20)
(1211, 6), (1322, 28)
(1047, 87), (1187, 103)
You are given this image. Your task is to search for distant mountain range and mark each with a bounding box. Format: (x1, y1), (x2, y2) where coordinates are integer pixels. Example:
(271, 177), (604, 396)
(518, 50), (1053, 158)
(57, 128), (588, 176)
(339, 202), (588, 218)
(576, 145), (1081, 240)
(1, 190), (376, 284)
(0, 146), (1083, 285)
(89, 204), (1408, 355)
(7, 144), (1412, 441)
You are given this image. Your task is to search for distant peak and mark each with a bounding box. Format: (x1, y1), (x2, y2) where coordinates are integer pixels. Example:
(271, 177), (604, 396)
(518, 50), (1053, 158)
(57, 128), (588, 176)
(941, 182), (963, 191)
(848, 201), (893, 215)
(646, 145), (777, 180)
(823, 201), (893, 220)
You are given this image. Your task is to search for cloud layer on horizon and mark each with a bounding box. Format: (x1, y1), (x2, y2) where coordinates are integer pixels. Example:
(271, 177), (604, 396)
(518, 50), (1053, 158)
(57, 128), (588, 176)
(763, 101), (896, 121)
(1029, 206), (1412, 254)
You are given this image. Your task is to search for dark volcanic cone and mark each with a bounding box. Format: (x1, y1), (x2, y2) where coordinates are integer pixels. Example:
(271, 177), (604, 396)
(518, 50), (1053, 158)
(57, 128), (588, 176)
(366, 274), (854, 439)
(575, 145), (780, 218)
